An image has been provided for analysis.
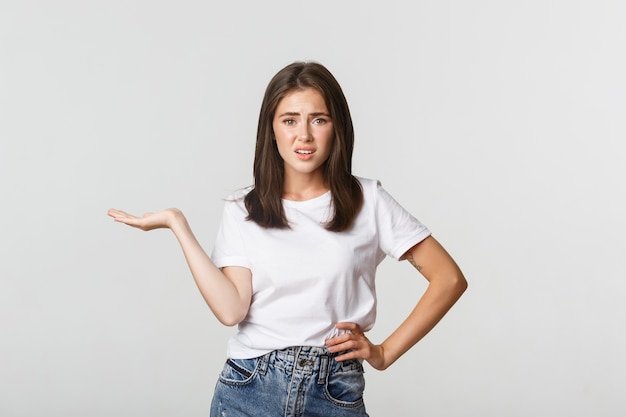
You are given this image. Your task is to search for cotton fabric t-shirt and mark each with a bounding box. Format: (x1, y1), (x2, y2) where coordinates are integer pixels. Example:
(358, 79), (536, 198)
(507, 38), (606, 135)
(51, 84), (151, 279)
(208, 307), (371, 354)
(211, 177), (431, 359)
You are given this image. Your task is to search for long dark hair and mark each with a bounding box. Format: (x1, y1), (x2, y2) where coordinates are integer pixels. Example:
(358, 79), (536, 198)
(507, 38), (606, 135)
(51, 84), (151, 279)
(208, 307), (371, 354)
(244, 61), (363, 232)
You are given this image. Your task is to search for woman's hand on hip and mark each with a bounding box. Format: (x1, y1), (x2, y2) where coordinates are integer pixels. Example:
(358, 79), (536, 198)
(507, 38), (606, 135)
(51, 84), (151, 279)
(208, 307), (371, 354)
(325, 322), (388, 370)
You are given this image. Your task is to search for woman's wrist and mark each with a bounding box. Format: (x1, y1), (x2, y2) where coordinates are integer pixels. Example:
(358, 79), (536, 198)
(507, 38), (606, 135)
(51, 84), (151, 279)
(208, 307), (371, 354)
(167, 208), (188, 232)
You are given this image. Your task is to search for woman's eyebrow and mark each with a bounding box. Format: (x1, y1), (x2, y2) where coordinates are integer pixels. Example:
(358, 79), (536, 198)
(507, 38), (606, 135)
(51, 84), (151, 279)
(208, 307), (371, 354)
(276, 111), (300, 117)
(276, 111), (330, 117)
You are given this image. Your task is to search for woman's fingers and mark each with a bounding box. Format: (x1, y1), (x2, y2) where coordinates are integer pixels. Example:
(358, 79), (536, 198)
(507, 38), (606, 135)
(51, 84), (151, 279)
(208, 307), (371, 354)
(108, 208), (135, 220)
(107, 208), (175, 231)
(325, 322), (386, 369)
(107, 208), (151, 229)
(108, 209), (135, 222)
(326, 322), (368, 353)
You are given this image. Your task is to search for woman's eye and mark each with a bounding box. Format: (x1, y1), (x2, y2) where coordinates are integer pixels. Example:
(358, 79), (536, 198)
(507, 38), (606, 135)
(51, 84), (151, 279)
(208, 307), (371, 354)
(313, 118), (327, 125)
(284, 119), (295, 125)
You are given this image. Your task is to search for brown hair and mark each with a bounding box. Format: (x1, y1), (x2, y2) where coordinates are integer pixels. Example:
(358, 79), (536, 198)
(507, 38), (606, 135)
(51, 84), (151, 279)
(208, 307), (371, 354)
(244, 61), (363, 232)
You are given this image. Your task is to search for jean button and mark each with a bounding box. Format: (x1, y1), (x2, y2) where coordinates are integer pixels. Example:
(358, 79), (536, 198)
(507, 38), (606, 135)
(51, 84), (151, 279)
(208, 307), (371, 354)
(299, 359), (307, 367)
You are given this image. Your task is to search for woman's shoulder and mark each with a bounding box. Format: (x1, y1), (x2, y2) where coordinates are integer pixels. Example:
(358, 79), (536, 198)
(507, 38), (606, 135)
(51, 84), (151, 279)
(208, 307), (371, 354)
(354, 176), (377, 186)
(220, 186), (253, 217)
(223, 185), (254, 201)
(354, 176), (406, 209)
(354, 176), (384, 195)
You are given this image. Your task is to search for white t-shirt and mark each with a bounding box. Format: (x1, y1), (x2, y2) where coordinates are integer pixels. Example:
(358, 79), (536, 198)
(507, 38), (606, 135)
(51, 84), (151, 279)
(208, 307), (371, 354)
(211, 177), (431, 359)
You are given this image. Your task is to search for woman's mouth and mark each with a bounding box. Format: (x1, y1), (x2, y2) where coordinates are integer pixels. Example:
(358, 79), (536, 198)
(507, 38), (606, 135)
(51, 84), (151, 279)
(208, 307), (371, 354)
(295, 149), (315, 160)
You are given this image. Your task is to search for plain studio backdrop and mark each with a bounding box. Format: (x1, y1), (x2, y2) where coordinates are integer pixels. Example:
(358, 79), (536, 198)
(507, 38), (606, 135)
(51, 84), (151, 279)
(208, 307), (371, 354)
(1, 1), (624, 416)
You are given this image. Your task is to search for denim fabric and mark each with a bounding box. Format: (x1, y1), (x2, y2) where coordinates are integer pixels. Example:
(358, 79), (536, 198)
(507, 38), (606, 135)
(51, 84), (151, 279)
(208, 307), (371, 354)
(210, 346), (369, 417)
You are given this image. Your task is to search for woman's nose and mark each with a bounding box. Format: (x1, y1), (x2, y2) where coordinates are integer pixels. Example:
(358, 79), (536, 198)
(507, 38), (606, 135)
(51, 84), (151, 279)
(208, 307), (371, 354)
(298, 125), (311, 141)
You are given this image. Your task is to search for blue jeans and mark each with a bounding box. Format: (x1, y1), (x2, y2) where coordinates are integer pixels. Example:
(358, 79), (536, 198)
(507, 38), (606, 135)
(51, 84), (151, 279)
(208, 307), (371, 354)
(210, 346), (369, 417)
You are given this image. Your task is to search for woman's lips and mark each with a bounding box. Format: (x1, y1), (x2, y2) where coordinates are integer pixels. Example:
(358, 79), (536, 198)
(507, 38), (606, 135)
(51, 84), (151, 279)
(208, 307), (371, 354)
(295, 149), (315, 160)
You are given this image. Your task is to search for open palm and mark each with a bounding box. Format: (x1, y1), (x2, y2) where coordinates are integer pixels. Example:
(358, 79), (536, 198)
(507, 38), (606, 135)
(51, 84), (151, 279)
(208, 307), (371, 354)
(107, 208), (181, 231)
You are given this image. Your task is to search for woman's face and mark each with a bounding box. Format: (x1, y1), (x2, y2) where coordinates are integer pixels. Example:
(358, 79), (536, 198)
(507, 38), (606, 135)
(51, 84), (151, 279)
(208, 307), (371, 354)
(272, 88), (334, 182)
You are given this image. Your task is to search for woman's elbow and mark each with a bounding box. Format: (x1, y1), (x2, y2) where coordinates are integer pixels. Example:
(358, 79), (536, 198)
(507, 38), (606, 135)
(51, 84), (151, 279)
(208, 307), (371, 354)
(454, 273), (468, 296)
(216, 304), (250, 327)
(216, 312), (245, 327)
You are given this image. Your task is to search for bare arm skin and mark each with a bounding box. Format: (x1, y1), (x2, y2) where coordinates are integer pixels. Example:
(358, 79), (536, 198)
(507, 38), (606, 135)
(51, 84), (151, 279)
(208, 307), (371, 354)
(107, 208), (252, 326)
(325, 235), (467, 370)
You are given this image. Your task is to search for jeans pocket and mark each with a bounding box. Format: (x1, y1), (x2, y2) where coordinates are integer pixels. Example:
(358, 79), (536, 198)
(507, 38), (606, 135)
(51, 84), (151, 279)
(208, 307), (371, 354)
(324, 360), (365, 407)
(218, 357), (259, 386)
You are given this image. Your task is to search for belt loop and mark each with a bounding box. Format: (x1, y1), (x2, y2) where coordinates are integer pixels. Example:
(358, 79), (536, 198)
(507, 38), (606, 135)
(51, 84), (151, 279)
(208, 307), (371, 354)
(258, 351), (270, 375)
(317, 355), (329, 385)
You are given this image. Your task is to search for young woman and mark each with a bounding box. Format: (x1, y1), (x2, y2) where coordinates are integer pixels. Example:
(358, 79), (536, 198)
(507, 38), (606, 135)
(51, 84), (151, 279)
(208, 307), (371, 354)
(108, 61), (467, 417)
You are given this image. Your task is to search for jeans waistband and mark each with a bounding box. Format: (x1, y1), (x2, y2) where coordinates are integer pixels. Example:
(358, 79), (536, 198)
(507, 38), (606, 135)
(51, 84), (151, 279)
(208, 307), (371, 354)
(257, 346), (336, 383)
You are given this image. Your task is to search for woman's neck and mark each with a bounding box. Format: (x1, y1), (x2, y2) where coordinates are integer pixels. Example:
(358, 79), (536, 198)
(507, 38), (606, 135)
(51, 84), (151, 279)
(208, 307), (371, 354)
(282, 172), (329, 201)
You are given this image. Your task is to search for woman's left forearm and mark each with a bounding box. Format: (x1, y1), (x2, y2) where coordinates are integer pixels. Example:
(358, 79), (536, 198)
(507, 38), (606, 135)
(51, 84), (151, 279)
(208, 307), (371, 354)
(325, 236), (467, 370)
(379, 271), (467, 369)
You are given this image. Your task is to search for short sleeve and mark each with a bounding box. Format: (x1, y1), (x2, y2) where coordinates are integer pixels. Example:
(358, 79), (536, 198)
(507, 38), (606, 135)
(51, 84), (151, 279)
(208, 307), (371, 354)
(374, 181), (431, 260)
(210, 202), (252, 269)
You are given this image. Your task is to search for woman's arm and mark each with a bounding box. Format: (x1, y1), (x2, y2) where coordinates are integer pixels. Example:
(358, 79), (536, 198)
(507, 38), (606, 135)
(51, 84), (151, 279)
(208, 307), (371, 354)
(326, 235), (467, 370)
(107, 208), (252, 326)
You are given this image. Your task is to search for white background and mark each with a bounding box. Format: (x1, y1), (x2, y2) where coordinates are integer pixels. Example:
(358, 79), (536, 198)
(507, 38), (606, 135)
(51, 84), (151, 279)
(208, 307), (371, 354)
(1, 1), (625, 416)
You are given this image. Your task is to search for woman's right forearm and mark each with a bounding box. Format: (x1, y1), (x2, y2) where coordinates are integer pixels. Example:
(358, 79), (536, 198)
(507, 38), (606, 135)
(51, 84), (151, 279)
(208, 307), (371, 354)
(168, 210), (251, 326)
